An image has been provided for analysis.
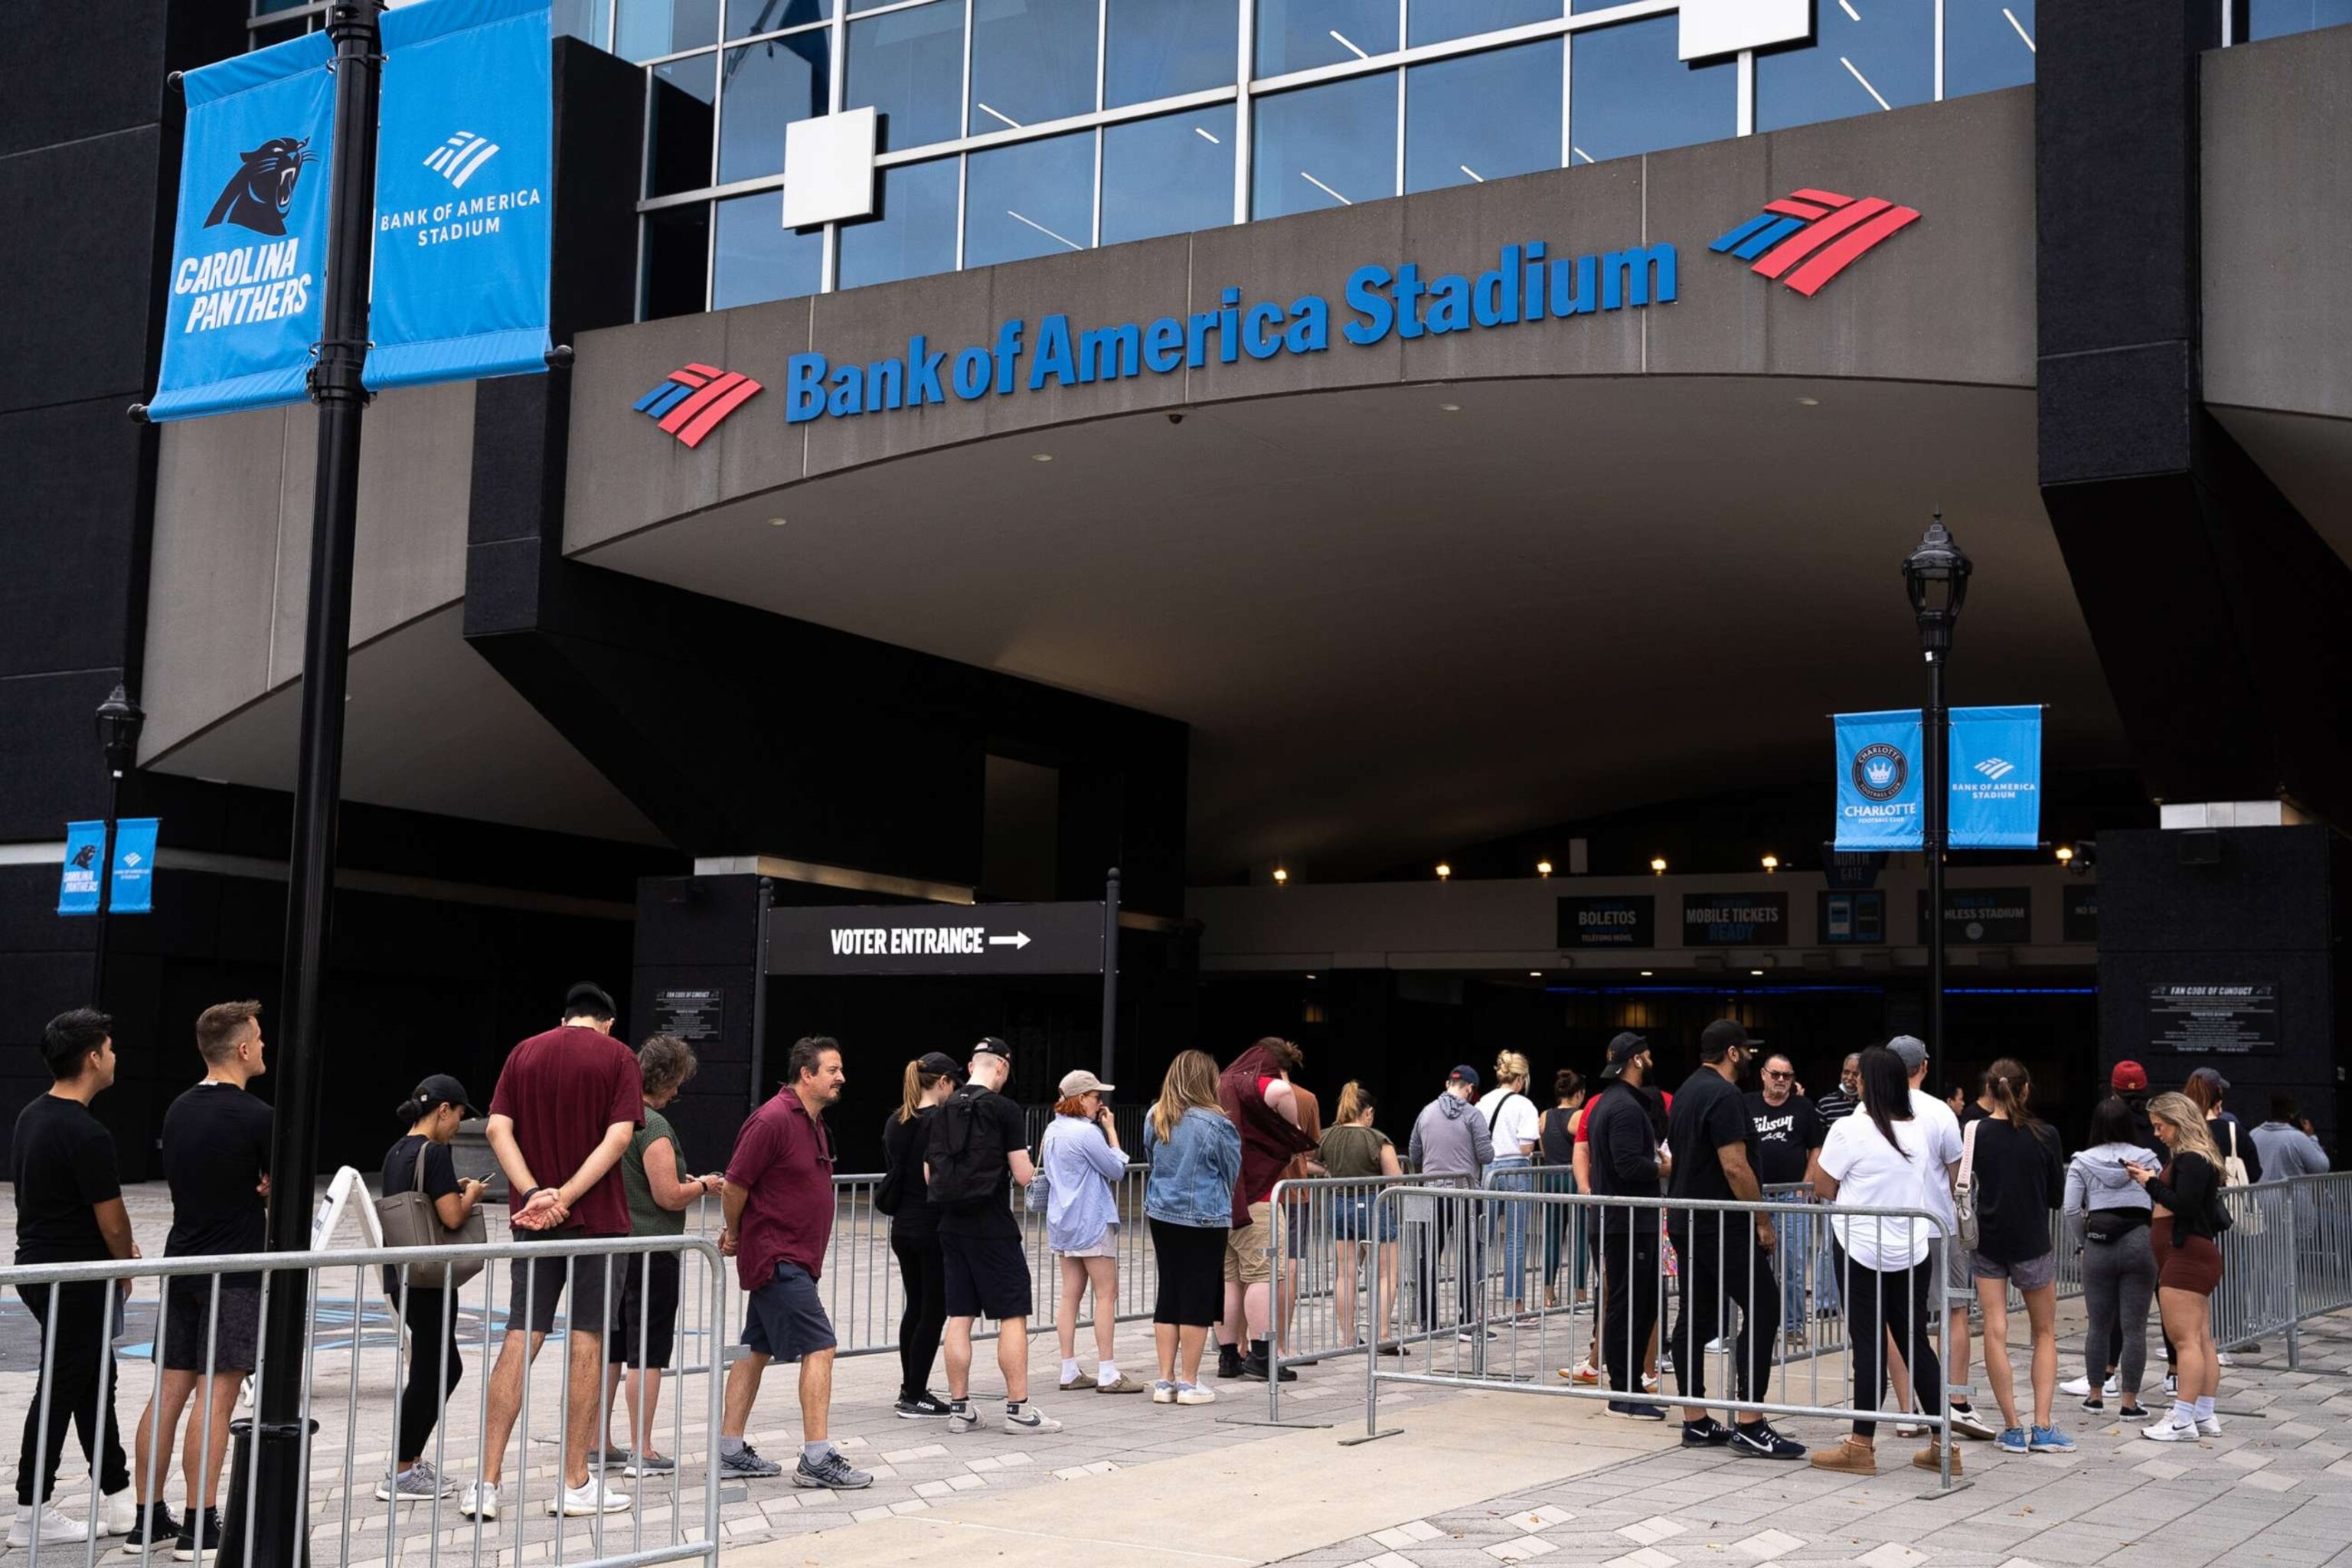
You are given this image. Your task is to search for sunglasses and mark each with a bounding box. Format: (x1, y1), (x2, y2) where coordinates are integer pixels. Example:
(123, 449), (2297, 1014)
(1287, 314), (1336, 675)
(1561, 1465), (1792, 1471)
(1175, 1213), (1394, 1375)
(1762, 1069), (1793, 1080)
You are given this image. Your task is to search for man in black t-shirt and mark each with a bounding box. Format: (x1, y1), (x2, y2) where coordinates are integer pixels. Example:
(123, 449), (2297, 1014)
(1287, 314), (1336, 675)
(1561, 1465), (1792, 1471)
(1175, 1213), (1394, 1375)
(9, 1009), (136, 1549)
(129, 1001), (273, 1560)
(1746, 1054), (1831, 1342)
(1664, 1020), (1805, 1460)
(929, 1038), (1060, 1437)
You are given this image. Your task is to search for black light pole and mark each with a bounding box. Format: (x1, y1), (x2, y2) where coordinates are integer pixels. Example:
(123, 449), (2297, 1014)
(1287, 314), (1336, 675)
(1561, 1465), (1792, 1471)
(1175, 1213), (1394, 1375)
(233, 4), (385, 1563)
(1099, 868), (1121, 1083)
(91, 684), (145, 1006)
(1903, 516), (1971, 1098)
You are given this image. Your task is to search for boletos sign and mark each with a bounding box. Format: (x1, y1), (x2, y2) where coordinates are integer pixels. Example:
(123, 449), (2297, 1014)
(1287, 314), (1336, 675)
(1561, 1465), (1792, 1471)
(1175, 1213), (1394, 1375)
(148, 0), (554, 420)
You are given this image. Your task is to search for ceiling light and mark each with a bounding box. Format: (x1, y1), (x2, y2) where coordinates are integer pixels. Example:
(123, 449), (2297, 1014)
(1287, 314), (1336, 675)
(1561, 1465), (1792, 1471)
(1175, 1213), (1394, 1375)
(1640, 970), (1654, 978)
(1272, 867), (1289, 884)
(1650, 857), (1668, 875)
(1328, 27), (1369, 58)
(1439, 402), (1462, 412)
(1751, 969), (1766, 977)
(1305, 972), (1316, 980)
(1536, 860), (1553, 877)
(1761, 854), (1779, 873)
(2054, 846), (2073, 864)
(1796, 397), (1821, 407)
(1031, 452), (1054, 462)
(1529, 971), (1543, 978)
(767, 516), (789, 527)
(1435, 863), (1452, 880)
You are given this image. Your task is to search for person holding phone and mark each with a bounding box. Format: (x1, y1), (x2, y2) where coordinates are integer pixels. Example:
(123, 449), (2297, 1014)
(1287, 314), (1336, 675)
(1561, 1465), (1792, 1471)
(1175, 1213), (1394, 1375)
(377, 1076), (490, 1501)
(1043, 1071), (1142, 1393)
(2127, 1093), (2228, 1442)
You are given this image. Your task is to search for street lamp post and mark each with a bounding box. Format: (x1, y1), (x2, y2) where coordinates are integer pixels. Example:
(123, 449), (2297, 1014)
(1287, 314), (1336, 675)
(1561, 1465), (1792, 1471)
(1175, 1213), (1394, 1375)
(1902, 516), (1971, 1097)
(90, 684), (145, 1006)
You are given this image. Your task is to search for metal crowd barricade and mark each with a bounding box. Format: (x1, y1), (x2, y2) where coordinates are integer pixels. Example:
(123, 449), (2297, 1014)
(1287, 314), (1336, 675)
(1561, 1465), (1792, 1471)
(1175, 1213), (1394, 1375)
(1351, 1186), (1964, 1494)
(0, 1233), (725, 1568)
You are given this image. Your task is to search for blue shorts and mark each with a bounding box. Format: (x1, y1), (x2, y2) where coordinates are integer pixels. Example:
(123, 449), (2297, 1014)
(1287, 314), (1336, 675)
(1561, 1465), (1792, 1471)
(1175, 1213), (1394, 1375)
(741, 1261), (836, 1363)
(1332, 1195), (1399, 1245)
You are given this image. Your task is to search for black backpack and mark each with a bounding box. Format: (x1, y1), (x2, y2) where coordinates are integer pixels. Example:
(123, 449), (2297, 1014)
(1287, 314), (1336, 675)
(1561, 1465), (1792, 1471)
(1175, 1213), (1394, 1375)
(926, 1084), (1009, 1213)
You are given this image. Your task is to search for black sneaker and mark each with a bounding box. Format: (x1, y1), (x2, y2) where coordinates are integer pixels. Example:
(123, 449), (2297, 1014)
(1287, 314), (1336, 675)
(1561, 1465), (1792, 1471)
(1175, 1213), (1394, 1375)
(1608, 1400), (1668, 1421)
(895, 1390), (952, 1419)
(122, 1502), (180, 1554)
(1240, 1355), (1298, 1383)
(172, 1508), (224, 1562)
(1216, 1344), (1246, 1380)
(1681, 1418), (1735, 1448)
(1730, 1421), (1807, 1460)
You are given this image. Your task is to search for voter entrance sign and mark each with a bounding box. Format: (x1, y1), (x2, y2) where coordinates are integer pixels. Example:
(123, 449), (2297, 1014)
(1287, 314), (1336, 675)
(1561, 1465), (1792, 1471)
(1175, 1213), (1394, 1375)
(763, 900), (1109, 977)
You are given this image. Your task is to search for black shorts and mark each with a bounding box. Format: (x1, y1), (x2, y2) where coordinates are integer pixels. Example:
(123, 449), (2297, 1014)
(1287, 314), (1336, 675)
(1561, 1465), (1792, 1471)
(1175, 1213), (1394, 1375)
(506, 1228), (616, 1336)
(603, 1250), (681, 1370)
(939, 1229), (1034, 1321)
(740, 1261), (835, 1363)
(158, 1276), (261, 1374)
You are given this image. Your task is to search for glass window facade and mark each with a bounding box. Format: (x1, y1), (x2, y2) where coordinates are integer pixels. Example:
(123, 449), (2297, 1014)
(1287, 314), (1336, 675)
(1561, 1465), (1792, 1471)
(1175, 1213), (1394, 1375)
(1570, 18), (1733, 165)
(838, 156), (960, 289)
(846, 1), (966, 151)
(718, 32), (831, 184)
(1256, 0), (1399, 75)
(1756, 0), (1933, 134)
(1106, 0), (1236, 107)
(1410, 0), (1562, 49)
(1102, 106), (1236, 245)
(2247, 0), (2352, 38)
(970, 0), (1099, 129)
(1405, 41), (1561, 194)
(714, 189), (827, 306)
(965, 131), (1096, 266)
(1944, 0), (2037, 97)
(1253, 71), (1397, 217)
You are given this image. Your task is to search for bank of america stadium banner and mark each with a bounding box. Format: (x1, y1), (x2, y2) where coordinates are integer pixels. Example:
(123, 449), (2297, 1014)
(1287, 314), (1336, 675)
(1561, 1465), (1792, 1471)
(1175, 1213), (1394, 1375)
(150, 0), (550, 420)
(148, 32), (335, 420)
(1834, 707), (2043, 851)
(368, 0), (553, 390)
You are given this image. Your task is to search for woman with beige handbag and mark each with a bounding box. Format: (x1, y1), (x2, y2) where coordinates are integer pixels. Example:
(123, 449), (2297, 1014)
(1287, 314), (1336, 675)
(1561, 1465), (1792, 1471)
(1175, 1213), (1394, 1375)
(374, 1075), (489, 1501)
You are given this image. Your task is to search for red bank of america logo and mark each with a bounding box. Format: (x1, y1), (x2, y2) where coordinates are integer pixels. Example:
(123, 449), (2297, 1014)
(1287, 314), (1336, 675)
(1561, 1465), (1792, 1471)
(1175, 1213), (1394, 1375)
(1710, 188), (1920, 297)
(632, 363), (763, 448)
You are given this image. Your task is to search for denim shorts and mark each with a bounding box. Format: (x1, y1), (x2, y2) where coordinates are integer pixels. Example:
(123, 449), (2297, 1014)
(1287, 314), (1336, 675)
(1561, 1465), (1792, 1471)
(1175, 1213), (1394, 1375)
(1331, 1194), (1398, 1245)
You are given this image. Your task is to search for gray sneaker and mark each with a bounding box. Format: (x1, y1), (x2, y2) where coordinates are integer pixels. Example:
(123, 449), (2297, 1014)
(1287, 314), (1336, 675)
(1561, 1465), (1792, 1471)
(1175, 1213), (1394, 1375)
(623, 1452), (677, 1478)
(375, 1460), (455, 1501)
(719, 1444), (783, 1479)
(792, 1450), (874, 1491)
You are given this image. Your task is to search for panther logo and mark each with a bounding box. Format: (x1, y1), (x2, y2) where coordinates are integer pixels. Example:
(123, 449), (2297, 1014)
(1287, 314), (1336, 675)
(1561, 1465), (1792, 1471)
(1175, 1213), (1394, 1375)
(204, 136), (315, 237)
(69, 844), (98, 871)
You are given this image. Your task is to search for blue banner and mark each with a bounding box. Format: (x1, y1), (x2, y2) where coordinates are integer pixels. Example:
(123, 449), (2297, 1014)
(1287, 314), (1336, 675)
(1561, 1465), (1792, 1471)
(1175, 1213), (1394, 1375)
(1949, 704), (2043, 849)
(58, 822), (107, 916)
(111, 818), (160, 916)
(368, 0), (553, 390)
(149, 34), (335, 420)
(1834, 709), (1924, 851)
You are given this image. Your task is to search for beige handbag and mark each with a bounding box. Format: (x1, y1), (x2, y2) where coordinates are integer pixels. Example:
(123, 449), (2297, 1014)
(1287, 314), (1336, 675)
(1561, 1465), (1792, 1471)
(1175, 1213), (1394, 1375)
(374, 1142), (486, 1289)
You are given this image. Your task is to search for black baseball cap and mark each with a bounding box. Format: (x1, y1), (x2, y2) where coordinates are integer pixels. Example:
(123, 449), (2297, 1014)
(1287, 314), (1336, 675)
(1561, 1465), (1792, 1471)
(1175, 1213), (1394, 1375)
(1700, 1018), (1759, 1058)
(410, 1073), (482, 1119)
(563, 981), (617, 1021)
(1601, 1032), (1648, 1080)
(973, 1036), (1012, 1060)
(917, 1050), (962, 1078)
(1448, 1063), (1480, 1088)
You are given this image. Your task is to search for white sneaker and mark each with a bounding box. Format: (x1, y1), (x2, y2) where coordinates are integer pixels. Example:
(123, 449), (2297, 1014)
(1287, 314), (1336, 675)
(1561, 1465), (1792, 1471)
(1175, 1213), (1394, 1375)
(2216, 1351), (2235, 1367)
(99, 1490), (137, 1537)
(1174, 1382), (1217, 1406)
(2104, 1374), (2122, 1397)
(2163, 1374), (2177, 1396)
(459, 1481), (498, 1521)
(547, 1477), (631, 1517)
(2196, 1413), (2224, 1438)
(2059, 1375), (2093, 1397)
(9, 1505), (93, 1549)
(1004, 1405), (1063, 1434)
(2141, 1419), (2196, 1442)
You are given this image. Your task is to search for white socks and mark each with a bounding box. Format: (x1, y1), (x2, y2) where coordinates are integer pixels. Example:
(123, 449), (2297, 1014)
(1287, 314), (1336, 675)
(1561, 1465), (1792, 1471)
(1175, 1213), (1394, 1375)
(2194, 1395), (2216, 1420)
(1096, 1360), (1120, 1387)
(2170, 1398), (2197, 1428)
(1063, 1357), (1082, 1383)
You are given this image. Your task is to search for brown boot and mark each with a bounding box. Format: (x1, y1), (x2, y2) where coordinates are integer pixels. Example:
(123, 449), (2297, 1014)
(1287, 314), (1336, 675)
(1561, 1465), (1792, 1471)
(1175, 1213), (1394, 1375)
(1912, 1442), (1963, 1476)
(1809, 1436), (1877, 1475)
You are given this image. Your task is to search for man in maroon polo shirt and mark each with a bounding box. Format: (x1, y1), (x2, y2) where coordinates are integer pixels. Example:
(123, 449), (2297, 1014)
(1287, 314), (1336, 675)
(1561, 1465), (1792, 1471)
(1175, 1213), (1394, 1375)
(463, 983), (643, 1523)
(716, 1037), (871, 1491)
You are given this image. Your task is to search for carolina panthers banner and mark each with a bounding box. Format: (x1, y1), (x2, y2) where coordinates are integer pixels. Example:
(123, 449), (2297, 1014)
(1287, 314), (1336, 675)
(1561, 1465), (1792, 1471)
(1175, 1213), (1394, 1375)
(58, 821), (106, 916)
(1949, 704), (2043, 849)
(148, 33), (335, 420)
(1834, 710), (1924, 851)
(368, 0), (554, 390)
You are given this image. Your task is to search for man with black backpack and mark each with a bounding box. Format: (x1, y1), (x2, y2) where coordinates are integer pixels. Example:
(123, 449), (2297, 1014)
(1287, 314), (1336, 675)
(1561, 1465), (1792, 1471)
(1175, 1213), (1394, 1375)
(927, 1037), (1063, 1436)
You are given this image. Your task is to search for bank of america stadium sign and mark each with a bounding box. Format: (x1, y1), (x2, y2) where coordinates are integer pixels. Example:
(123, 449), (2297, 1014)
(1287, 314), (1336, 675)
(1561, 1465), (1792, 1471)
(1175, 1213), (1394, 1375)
(1710, 188), (1921, 297)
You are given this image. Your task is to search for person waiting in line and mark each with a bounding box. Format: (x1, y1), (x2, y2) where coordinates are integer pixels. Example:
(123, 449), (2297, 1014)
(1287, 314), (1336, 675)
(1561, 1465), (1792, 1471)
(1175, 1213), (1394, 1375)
(1409, 1065), (1495, 1342)
(137, 1000), (274, 1563)
(2109, 1060), (2158, 1148)
(2184, 1068), (2262, 1185)
(1583, 1034), (1669, 1419)
(1043, 1070), (1144, 1394)
(599, 1036), (724, 1476)
(1142, 1050), (1242, 1404)
(1745, 1051), (1829, 1348)
(1538, 1070), (1586, 1312)
(1814, 1054), (1863, 1123)
(1214, 1038), (1316, 1382)
(2062, 1096), (2161, 1420)
(1563, 1065), (1663, 1395)
(8, 1010), (137, 1552)
(1478, 1051), (1543, 1323)
(880, 1052), (959, 1418)
(1968, 1058), (2073, 1455)
(1877, 1035), (1989, 1440)
(2127, 1093), (2230, 1442)
(2250, 1093), (2328, 1181)
(1320, 1082), (1403, 1352)
(1666, 1020), (1805, 1459)
(377, 1076), (490, 1501)
(1273, 1070), (1325, 1363)
(1808, 1046), (1965, 1477)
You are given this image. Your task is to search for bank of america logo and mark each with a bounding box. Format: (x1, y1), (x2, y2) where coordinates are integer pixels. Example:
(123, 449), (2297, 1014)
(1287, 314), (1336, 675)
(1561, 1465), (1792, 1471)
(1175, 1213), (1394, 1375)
(1710, 188), (1920, 297)
(633, 364), (764, 449)
(424, 131), (501, 190)
(1974, 757), (2017, 781)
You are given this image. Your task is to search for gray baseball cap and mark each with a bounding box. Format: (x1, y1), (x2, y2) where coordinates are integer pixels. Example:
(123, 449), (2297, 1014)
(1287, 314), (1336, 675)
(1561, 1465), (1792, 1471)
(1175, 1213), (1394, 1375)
(1888, 1035), (1927, 1073)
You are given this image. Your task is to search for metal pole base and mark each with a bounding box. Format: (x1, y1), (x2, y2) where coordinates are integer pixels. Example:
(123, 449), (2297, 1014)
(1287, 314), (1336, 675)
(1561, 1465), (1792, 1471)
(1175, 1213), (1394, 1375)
(1338, 1427), (1404, 1446)
(216, 1416), (318, 1568)
(1916, 1476), (1972, 1501)
(1215, 1413), (1338, 1429)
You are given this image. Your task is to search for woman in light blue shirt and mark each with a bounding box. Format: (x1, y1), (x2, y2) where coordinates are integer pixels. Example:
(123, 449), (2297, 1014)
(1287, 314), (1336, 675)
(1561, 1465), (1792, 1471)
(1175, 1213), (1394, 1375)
(1042, 1069), (1142, 1393)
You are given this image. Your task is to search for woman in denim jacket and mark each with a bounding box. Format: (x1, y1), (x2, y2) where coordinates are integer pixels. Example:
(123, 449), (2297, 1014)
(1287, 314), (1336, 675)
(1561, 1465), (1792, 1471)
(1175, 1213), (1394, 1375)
(1142, 1050), (1243, 1404)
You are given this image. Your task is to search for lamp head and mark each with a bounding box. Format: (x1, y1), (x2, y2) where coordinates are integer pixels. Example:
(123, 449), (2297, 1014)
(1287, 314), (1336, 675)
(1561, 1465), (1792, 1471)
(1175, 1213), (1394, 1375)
(1902, 514), (1971, 655)
(94, 684), (145, 780)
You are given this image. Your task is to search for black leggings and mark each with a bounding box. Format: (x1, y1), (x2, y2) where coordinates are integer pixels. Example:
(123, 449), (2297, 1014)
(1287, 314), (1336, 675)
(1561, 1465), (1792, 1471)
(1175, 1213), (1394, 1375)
(892, 1233), (948, 1398)
(396, 1288), (465, 1465)
(1834, 1247), (1942, 1440)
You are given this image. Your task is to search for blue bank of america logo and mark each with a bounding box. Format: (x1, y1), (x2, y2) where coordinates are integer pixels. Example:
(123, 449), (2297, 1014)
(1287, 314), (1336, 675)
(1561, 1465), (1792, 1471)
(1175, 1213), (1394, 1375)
(1973, 757), (2017, 781)
(424, 131), (501, 190)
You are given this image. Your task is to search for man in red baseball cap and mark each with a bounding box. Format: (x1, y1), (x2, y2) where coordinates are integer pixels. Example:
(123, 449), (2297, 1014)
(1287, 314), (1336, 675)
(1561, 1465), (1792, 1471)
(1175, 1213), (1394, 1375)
(2108, 1062), (2155, 1147)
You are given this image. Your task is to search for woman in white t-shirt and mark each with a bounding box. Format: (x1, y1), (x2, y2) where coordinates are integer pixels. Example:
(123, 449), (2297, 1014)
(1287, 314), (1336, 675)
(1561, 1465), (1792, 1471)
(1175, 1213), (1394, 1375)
(1478, 1052), (1543, 1321)
(1808, 1046), (1964, 1478)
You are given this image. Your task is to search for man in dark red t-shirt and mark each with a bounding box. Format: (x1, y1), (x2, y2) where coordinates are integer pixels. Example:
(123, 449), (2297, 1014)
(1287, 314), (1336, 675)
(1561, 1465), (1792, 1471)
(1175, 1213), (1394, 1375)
(464, 983), (643, 1523)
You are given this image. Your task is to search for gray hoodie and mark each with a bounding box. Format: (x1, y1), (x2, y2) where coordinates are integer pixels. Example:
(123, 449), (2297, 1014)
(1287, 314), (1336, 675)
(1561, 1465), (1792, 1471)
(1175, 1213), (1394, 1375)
(1409, 1091), (1494, 1178)
(2064, 1141), (2163, 1214)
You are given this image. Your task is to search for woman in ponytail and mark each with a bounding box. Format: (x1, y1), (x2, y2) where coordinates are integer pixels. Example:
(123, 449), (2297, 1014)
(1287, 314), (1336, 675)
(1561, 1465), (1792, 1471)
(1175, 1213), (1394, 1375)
(377, 1076), (488, 1498)
(1476, 1050), (1540, 1320)
(880, 1053), (961, 1417)
(1968, 1058), (2070, 1456)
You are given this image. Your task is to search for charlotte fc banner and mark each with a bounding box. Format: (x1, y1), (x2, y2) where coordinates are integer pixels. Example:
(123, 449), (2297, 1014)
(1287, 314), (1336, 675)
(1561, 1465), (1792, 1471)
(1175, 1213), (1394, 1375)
(148, 33), (335, 420)
(368, 0), (554, 390)
(1834, 707), (2044, 851)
